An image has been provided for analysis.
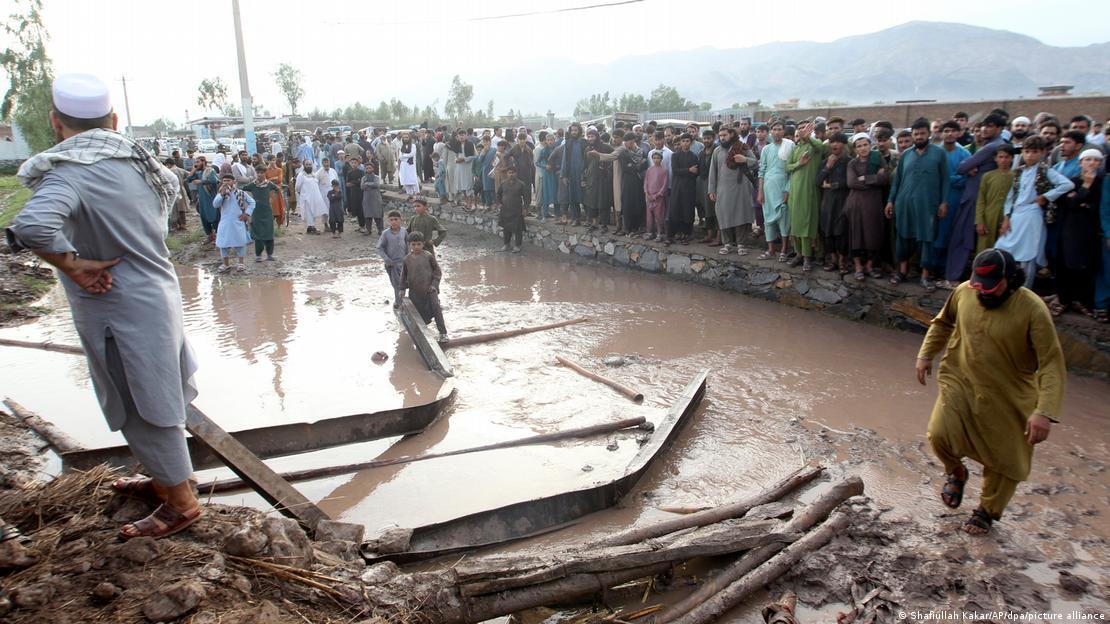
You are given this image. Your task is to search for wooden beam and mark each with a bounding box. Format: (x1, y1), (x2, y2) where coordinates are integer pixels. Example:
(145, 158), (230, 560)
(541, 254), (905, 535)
(185, 405), (329, 532)
(396, 298), (453, 378)
(441, 317), (590, 349)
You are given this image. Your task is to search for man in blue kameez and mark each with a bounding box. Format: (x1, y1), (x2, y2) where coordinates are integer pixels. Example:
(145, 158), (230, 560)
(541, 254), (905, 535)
(932, 120), (971, 288)
(886, 118), (951, 292)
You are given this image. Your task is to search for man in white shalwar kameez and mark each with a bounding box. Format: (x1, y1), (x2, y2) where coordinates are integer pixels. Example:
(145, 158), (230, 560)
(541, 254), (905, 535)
(296, 160), (327, 233)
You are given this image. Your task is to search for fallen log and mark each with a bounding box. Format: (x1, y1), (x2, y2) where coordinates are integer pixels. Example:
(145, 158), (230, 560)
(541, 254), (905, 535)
(441, 317), (590, 349)
(3, 398), (82, 454)
(455, 518), (792, 597)
(0, 337), (85, 356)
(667, 512), (851, 624)
(594, 465), (824, 547)
(654, 476), (864, 623)
(204, 416), (648, 493)
(461, 563), (674, 624)
(556, 355), (644, 403)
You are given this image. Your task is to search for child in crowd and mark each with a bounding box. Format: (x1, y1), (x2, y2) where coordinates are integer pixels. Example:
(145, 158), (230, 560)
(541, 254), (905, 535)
(974, 145), (1016, 253)
(401, 232), (448, 343)
(243, 165), (278, 262)
(212, 172), (255, 273)
(327, 179), (344, 237)
(377, 210), (408, 309)
(643, 151), (668, 241)
(407, 198), (448, 255)
(994, 136), (1074, 288)
(432, 152), (447, 203)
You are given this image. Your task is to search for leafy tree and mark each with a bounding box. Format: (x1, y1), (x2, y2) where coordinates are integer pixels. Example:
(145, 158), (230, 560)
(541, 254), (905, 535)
(486, 100), (494, 118)
(374, 101), (390, 121)
(1, 0), (54, 152)
(444, 74), (473, 120)
(574, 92), (613, 117)
(616, 92), (647, 112)
(272, 63), (304, 114)
(343, 102), (372, 120)
(222, 102), (240, 117)
(149, 117), (178, 135)
(698, 102), (712, 111)
(389, 98), (408, 121)
(197, 77), (229, 112)
(647, 84), (698, 112)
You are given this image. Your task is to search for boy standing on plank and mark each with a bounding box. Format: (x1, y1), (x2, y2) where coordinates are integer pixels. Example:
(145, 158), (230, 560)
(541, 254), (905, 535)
(377, 210), (408, 309)
(401, 231), (448, 343)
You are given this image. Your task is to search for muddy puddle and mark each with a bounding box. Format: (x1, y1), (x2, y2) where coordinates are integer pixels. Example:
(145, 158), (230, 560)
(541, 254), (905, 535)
(1, 232), (1108, 617)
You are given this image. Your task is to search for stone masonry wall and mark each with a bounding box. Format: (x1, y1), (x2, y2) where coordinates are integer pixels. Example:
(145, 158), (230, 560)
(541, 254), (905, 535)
(384, 196), (1110, 378)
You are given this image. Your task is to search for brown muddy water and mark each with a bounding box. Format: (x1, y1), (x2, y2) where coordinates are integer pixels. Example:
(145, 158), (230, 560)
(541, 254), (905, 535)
(1, 234), (1108, 617)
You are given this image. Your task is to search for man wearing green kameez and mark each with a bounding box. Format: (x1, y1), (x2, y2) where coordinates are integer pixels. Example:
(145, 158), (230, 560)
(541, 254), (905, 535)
(886, 119), (951, 291)
(785, 122), (828, 271)
(916, 248), (1065, 535)
(243, 166), (277, 261)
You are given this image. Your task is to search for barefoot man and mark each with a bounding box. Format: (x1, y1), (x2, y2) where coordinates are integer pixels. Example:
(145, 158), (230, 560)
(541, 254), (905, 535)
(5, 74), (203, 540)
(916, 248), (1065, 535)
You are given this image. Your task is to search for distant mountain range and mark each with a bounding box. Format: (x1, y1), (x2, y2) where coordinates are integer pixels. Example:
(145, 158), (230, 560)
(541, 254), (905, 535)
(469, 21), (1110, 115)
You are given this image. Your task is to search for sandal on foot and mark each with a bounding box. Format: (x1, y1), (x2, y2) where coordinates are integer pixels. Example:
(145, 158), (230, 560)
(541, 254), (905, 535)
(736, 247), (749, 256)
(941, 469), (966, 509)
(963, 508), (993, 535)
(119, 504), (203, 541)
(111, 476), (161, 504)
(822, 263), (836, 272)
(777, 252), (789, 263)
(889, 272), (907, 285)
(921, 277), (936, 293)
(855, 271), (866, 282)
(758, 250), (774, 260)
(869, 269), (883, 279)
(1071, 301), (1093, 317)
(718, 245), (733, 255)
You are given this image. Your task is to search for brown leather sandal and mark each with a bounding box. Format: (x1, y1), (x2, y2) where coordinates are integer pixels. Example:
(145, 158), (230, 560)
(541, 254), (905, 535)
(119, 504), (203, 541)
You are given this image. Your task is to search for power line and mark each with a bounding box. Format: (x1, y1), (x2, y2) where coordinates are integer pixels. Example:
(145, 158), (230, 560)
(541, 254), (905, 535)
(325, 0), (645, 26)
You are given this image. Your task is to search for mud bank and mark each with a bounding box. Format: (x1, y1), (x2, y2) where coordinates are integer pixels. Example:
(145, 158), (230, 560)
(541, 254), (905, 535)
(387, 193), (1110, 378)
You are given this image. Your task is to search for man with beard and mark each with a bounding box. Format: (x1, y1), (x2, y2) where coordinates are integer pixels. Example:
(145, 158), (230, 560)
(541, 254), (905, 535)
(931, 121), (971, 288)
(738, 117), (756, 150)
(421, 129), (437, 183)
(667, 133), (699, 244)
(496, 164), (528, 253)
(445, 129), (477, 211)
(1038, 120), (1061, 152)
(954, 112), (974, 148)
(398, 133), (420, 196)
(7, 74), (202, 539)
(583, 127), (614, 231)
(376, 134), (398, 187)
(785, 122), (829, 270)
(942, 114), (1007, 287)
(916, 248), (1065, 535)
(1009, 116), (1032, 149)
(708, 126), (757, 255)
(560, 122), (588, 225)
(886, 119), (950, 292)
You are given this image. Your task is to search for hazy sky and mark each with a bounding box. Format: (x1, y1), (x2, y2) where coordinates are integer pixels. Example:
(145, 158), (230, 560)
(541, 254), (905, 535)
(20, 0), (1110, 125)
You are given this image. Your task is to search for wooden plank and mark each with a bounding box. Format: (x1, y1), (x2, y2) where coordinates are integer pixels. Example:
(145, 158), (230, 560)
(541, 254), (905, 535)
(185, 405), (329, 532)
(61, 380), (457, 472)
(396, 298), (454, 378)
(3, 398), (82, 454)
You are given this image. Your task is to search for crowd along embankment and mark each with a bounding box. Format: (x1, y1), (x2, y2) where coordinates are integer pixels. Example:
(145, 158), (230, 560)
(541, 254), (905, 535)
(383, 191), (1110, 378)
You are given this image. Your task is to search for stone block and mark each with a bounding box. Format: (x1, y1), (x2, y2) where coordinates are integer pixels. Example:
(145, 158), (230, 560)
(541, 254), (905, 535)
(604, 242), (616, 255)
(666, 254), (691, 274)
(639, 250), (660, 272)
(749, 271), (780, 286)
(807, 288), (842, 304)
(574, 244), (595, 258)
(794, 279), (810, 295)
(613, 247), (631, 265)
(315, 519), (365, 544)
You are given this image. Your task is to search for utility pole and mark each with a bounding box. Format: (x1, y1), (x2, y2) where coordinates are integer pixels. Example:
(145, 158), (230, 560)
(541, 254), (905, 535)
(120, 75), (134, 137)
(231, 0), (256, 154)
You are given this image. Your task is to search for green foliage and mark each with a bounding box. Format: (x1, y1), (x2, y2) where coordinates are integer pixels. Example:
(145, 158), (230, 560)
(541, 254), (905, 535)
(444, 75), (473, 120)
(1, 0), (55, 153)
(197, 77), (229, 112)
(646, 84), (699, 112)
(272, 63), (304, 114)
(574, 92), (613, 117)
(149, 117), (178, 135)
(616, 93), (647, 112)
(0, 175), (31, 228)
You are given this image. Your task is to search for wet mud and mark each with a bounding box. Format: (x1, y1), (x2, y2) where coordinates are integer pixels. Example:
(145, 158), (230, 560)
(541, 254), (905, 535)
(0, 219), (1106, 620)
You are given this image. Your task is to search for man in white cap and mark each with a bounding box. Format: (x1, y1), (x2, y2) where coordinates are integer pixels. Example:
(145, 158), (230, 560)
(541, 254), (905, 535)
(5, 73), (203, 540)
(1009, 116), (1032, 149)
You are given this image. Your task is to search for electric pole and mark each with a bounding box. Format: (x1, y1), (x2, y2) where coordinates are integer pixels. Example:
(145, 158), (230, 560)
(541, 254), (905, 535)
(231, 0), (256, 154)
(120, 75), (134, 137)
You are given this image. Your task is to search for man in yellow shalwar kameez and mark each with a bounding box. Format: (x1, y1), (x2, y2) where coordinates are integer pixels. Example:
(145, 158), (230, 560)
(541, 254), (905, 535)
(916, 248), (1066, 535)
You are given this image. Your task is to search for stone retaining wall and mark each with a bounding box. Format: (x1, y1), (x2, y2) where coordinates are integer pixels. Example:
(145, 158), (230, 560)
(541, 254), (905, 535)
(383, 195), (1110, 378)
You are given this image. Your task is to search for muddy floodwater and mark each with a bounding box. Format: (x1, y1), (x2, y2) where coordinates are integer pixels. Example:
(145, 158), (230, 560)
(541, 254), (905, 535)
(2, 230), (1108, 617)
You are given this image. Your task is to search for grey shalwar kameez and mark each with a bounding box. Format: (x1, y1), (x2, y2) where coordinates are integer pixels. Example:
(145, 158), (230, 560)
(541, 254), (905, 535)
(6, 158), (198, 485)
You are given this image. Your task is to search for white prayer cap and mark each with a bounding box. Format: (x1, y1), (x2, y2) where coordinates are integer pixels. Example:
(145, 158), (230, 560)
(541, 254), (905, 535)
(1012, 116), (1031, 126)
(850, 132), (871, 145)
(1079, 148), (1104, 161)
(52, 73), (112, 119)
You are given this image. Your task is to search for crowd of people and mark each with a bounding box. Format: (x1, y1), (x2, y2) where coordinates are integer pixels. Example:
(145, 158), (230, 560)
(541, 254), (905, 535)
(168, 106), (1109, 321)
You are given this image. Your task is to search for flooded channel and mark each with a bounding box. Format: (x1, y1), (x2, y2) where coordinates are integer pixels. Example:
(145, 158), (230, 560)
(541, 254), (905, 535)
(1, 233), (1108, 611)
